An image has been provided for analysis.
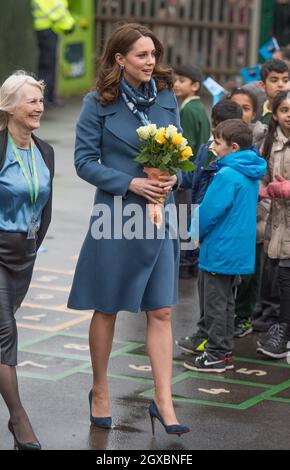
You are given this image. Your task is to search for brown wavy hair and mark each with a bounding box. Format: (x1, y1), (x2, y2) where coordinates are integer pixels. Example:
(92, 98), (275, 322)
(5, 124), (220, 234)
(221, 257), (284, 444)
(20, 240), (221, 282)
(95, 23), (173, 106)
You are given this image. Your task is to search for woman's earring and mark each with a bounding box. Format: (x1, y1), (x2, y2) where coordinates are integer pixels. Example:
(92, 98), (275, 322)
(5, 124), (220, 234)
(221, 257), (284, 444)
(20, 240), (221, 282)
(120, 64), (125, 73)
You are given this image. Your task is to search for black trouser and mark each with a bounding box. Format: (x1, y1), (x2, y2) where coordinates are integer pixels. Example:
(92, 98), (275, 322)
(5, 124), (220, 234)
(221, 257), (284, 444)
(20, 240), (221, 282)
(235, 243), (265, 320)
(253, 256), (280, 322)
(198, 270), (237, 359)
(36, 29), (58, 103)
(279, 266), (290, 325)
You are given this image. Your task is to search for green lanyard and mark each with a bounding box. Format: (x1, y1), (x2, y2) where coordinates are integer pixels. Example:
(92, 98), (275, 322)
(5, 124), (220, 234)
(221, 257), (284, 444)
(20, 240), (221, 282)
(8, 133), (39, 212)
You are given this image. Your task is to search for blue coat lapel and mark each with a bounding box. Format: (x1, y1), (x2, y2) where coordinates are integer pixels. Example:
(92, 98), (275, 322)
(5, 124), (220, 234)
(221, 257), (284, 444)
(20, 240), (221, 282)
(148, 90), (177, 126)
(98, 90), (178, 151)
(99, 98), (140, 151)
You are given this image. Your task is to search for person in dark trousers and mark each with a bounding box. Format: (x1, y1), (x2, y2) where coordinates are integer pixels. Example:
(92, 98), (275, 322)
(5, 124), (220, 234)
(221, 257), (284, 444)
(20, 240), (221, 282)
(227, 88), (269, 338)
(184, 119), (266, 373)
(176, 100), (243, 355)
(0, 71), (54, 449)
(257, 90), (290, 359)
(250, 60), (290, 331)
(31, 0), (75, 106)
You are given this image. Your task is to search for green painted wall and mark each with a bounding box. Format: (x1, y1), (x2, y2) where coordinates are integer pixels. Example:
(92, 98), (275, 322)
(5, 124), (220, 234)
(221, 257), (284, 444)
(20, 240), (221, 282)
(0, 0), (37, 83)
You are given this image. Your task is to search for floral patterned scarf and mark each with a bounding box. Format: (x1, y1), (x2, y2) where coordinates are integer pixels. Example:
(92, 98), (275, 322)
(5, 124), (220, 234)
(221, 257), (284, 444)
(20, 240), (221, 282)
(120, 77), (157, 126)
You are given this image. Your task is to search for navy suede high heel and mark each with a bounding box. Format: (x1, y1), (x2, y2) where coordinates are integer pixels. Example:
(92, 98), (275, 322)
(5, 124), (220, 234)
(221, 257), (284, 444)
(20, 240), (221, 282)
(8, 420), (41, 450)
(89, 390), (112, 428)
(148, 401), (190, 437)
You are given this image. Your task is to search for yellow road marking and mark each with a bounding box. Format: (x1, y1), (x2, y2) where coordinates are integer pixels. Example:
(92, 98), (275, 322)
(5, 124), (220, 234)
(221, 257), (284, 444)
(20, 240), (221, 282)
(17, 314), (91, 332)
(30, 283), (70, 292)
(22, 302), (89, 315)
(34, 267), (75, 275)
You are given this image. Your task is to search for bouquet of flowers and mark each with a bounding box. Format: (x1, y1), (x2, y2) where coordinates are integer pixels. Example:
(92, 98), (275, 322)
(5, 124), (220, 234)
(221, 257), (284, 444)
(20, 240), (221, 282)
(134, 124), (195, 227)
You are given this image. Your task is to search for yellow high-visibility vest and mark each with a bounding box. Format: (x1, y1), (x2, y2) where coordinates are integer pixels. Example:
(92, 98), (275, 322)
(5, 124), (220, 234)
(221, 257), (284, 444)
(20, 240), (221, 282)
(31, 0), (75, 34)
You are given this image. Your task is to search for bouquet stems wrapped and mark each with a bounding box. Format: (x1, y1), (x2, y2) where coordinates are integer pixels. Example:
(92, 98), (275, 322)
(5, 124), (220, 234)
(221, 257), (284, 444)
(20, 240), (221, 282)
(143, 167), (168, 229)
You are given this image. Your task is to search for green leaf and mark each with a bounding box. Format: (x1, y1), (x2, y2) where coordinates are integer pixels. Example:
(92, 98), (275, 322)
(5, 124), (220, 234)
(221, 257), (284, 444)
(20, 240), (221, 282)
(162, 154), (172, 164)
(179, 160), (196, 172)
(134, 154), (150, 164)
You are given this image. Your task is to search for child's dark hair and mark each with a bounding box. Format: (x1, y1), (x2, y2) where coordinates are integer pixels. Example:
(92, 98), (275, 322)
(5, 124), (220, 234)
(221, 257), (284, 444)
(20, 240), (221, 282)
(174, 65), (202, 92)
(211, 100), (243, 127)
(261, 59), (289, 83)
(215, 119), (253, 150)
(262, 90), (290, 159)
(227, 88), (258, 115)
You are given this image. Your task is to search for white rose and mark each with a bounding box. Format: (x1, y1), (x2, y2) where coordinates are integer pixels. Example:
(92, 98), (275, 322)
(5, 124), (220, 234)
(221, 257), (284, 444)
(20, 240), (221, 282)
(137, 126), (150, 140)
(147, 124), (157, 136)
(180, 137), (188, 150)
(165, 125), (178, 139)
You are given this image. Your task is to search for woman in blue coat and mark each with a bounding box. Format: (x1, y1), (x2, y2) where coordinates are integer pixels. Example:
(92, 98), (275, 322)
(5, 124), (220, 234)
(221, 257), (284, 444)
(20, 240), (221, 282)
(68, 23), (189, 436)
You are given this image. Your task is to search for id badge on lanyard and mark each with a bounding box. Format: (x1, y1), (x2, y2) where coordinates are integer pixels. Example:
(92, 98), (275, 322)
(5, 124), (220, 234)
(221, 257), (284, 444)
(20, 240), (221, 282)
(27, 213), (39, 240)
(8, 134), (39, 240)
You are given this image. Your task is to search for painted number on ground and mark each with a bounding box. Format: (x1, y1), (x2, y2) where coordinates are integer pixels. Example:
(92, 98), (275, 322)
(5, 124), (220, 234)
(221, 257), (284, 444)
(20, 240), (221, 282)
(22, 314), (47, 322)
(236, 368), (267, 377)
(35, 275), (59, 283)
(129, 364), (152, 372)
(64, 344), (89, 351)
(198, 388), (230, 395)
(18, 361), (48, 369)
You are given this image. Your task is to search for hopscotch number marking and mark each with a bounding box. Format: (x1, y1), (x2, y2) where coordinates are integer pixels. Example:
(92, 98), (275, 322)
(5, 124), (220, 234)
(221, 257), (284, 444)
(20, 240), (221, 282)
(18, 361), (47, 369)
(198, 388), (230, 395)
(64, 344), (89, 351)
(129, 364), (152, 372)
(236, 368), (267, 377)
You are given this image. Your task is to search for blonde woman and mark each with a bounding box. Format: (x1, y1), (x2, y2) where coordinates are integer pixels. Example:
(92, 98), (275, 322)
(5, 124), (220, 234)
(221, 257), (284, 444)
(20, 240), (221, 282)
(0, 71), (54, 449)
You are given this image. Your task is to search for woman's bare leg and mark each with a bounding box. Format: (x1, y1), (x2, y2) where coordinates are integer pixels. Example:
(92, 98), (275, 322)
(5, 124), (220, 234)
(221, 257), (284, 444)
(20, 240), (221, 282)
(89, 311), (117, 417)
(146, 307), (178, 425)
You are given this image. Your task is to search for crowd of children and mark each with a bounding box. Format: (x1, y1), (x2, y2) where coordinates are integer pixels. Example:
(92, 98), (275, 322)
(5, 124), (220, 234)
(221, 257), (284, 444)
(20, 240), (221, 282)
(173, 58), (290, 372)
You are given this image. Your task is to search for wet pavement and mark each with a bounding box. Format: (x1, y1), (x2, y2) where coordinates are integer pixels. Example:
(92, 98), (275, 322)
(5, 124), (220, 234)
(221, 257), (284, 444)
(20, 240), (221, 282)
(0, 99), (290, 451)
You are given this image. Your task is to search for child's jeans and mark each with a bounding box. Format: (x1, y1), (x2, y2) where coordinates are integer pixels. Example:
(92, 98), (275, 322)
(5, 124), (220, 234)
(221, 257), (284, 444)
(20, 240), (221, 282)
(198, 270), (238, 359)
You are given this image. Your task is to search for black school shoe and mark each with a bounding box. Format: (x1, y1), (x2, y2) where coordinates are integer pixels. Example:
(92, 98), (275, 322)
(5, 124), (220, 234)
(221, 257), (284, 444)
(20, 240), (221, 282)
(184, 352), (233, 373)
(175, 335), (208, 354)
(234, 317), (253, 338)
(257, 323), (290, 359)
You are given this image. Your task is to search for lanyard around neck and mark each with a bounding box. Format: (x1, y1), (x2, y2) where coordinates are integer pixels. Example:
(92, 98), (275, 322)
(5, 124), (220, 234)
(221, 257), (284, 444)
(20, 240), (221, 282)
(8, 133), (39, 208)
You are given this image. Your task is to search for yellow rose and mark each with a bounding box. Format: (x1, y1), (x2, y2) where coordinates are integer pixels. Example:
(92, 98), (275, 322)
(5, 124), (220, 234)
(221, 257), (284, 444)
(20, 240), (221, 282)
(155, 128), (166, 144)
(171, 133), (183, 146)
(181, 146), (193, 160)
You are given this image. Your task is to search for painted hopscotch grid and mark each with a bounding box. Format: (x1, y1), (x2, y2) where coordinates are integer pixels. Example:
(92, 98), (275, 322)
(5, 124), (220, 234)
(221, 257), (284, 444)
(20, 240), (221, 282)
(16, 267), (290, 410)
(16, 266), (93, 332)
(18, 331), (290, 410)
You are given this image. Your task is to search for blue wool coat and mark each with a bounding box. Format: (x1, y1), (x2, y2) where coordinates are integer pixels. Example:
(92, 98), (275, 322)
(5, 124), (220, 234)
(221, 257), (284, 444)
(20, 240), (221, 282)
(67, 89), (181, 313)
(190, 150), (267, 275)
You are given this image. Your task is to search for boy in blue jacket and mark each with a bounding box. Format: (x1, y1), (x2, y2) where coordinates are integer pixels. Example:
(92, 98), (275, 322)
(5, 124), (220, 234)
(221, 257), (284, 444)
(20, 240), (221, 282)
(184, 119), (266, 373)
(176, 100), (243, 354)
